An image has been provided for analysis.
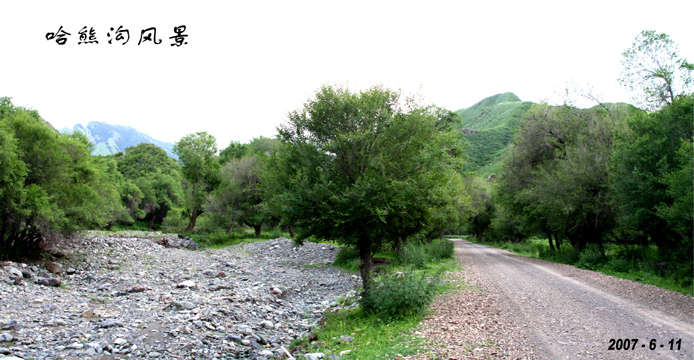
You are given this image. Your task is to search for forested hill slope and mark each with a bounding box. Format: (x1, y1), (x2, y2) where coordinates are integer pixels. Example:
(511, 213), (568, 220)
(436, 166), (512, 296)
(457, 92), (534, 176)
(61, 121), (176, 158)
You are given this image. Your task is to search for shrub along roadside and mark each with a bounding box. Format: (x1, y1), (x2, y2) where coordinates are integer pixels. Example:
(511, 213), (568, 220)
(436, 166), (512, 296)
(468, 236), (693, 295)
(291, 239), (459, 358)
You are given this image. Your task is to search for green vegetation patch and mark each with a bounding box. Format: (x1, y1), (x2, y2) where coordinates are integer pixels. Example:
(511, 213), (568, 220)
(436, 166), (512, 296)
(293, 238), (460, 358)
(292, 308), (428, 359)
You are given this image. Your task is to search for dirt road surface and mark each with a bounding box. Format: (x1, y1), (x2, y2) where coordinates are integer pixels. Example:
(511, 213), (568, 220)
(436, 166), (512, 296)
(415, 239), (693, 359)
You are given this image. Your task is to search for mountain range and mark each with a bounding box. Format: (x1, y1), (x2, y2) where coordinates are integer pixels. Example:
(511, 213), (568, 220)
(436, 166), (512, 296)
(60, 122), (177, 159)
(59, 92), (534, 171)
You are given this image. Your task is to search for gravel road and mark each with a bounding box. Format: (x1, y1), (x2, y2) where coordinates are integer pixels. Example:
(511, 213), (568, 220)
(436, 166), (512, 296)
(414, 239), (693, 359)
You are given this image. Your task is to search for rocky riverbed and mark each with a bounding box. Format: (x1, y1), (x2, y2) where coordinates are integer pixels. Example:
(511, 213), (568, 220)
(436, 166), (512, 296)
(0, 235), (360, 359)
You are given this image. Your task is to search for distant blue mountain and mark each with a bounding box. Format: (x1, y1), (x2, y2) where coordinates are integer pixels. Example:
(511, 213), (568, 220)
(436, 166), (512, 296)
(60, 121), (177, 159)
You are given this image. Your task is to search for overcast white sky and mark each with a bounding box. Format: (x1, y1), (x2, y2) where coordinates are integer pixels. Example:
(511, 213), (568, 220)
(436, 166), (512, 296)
(2, 0), (692, 149)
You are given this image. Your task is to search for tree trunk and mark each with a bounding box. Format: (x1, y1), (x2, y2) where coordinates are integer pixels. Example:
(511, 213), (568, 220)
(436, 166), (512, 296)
(287, 226), (296, 238)
(546, 231), (555, 251)
(570, 234), (585, 253)
(149, 216), (155, 230)
(226, 224), (233, 234)
(473, 216), (483, 242)
(358, 238), (372, 290)
(253, 224), (262, 238)
(439, 230), (446, 240)
(395, 237), (403, 258)
(185, 206), (199, 232)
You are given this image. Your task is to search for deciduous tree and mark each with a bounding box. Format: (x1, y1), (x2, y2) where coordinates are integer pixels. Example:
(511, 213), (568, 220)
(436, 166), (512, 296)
(173, 132), (219, 232)
(267, 85), (465, 288)
(619, 30), (693, 111)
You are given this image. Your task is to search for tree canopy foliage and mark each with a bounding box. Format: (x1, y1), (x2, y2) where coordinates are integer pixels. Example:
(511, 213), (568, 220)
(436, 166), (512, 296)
(265, 85), (465, 287)
(0, 97), (128, 257)
(611, 94), (693, 259)
(495, 103), (631, 252)
(619, 30), (693, 111)
(115, 143), (184, 228)
(173, 132), (220, 232)
(206, 137), (277, 237)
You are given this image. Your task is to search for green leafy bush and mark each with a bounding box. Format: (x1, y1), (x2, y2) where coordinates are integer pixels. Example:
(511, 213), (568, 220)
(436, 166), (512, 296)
(400, 242), (428, 269)
(427, 238), (455, 260)
(577, 245), (607, 270)
(161, 207), (187, 233)
(539, 246), (579, 264)
(360, 269), (443, 320)
(607, 257), (630, 272)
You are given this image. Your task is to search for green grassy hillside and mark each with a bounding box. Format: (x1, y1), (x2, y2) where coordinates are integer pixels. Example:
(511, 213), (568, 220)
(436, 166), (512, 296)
(457, 92), (534, 176)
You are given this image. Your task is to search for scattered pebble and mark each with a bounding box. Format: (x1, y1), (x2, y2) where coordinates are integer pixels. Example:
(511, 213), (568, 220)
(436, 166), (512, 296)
(0, 234), (358, 359)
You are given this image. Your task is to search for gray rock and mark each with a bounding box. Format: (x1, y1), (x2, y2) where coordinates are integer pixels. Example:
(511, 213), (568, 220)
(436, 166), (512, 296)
(4, 267), (23, 278)
(97, 282), (111, 290)
(305, 353), (325, 360)
(261, 320), (273, 329)
(0, 347), (11, 355)
(226, 334), (242, 343)
(177, 280), (195, 288)
(0, 333), (13, 342)
(202, 270), (215, 277)
(45, 261), (63, 274)
(174, 301), (196, 310)
(98, 319), (124, 328)
(2, 320), (18, 330)
(37, 278), (61, 287)
(338, 335), (354, 343)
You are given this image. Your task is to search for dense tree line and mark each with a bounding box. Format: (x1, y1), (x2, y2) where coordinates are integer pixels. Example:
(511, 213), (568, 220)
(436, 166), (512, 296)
(468, 31), (692, 276)
(0, 97), (129, 257)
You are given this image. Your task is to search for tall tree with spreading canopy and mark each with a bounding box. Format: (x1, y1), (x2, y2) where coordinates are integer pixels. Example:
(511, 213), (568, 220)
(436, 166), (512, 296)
(496, 103), (629, 252)
(173, 132), (220, 232)
(266, 85), (465, 288)
(116, 143), (183, 228)
(619, 30), (693, 111)
(208, 137), (278, 236)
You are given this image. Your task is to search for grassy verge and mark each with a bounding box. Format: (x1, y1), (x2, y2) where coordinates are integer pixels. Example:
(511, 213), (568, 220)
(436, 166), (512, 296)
(292, 239), (460, 359)
(292, 308), (430, 359)
(468, 236), (693, 295)
(178, 227), (291, 248)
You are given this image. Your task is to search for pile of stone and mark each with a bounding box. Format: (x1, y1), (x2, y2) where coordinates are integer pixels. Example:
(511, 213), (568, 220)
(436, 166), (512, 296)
(153, 234), (203, 249)
(0, 234), (360, 359)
